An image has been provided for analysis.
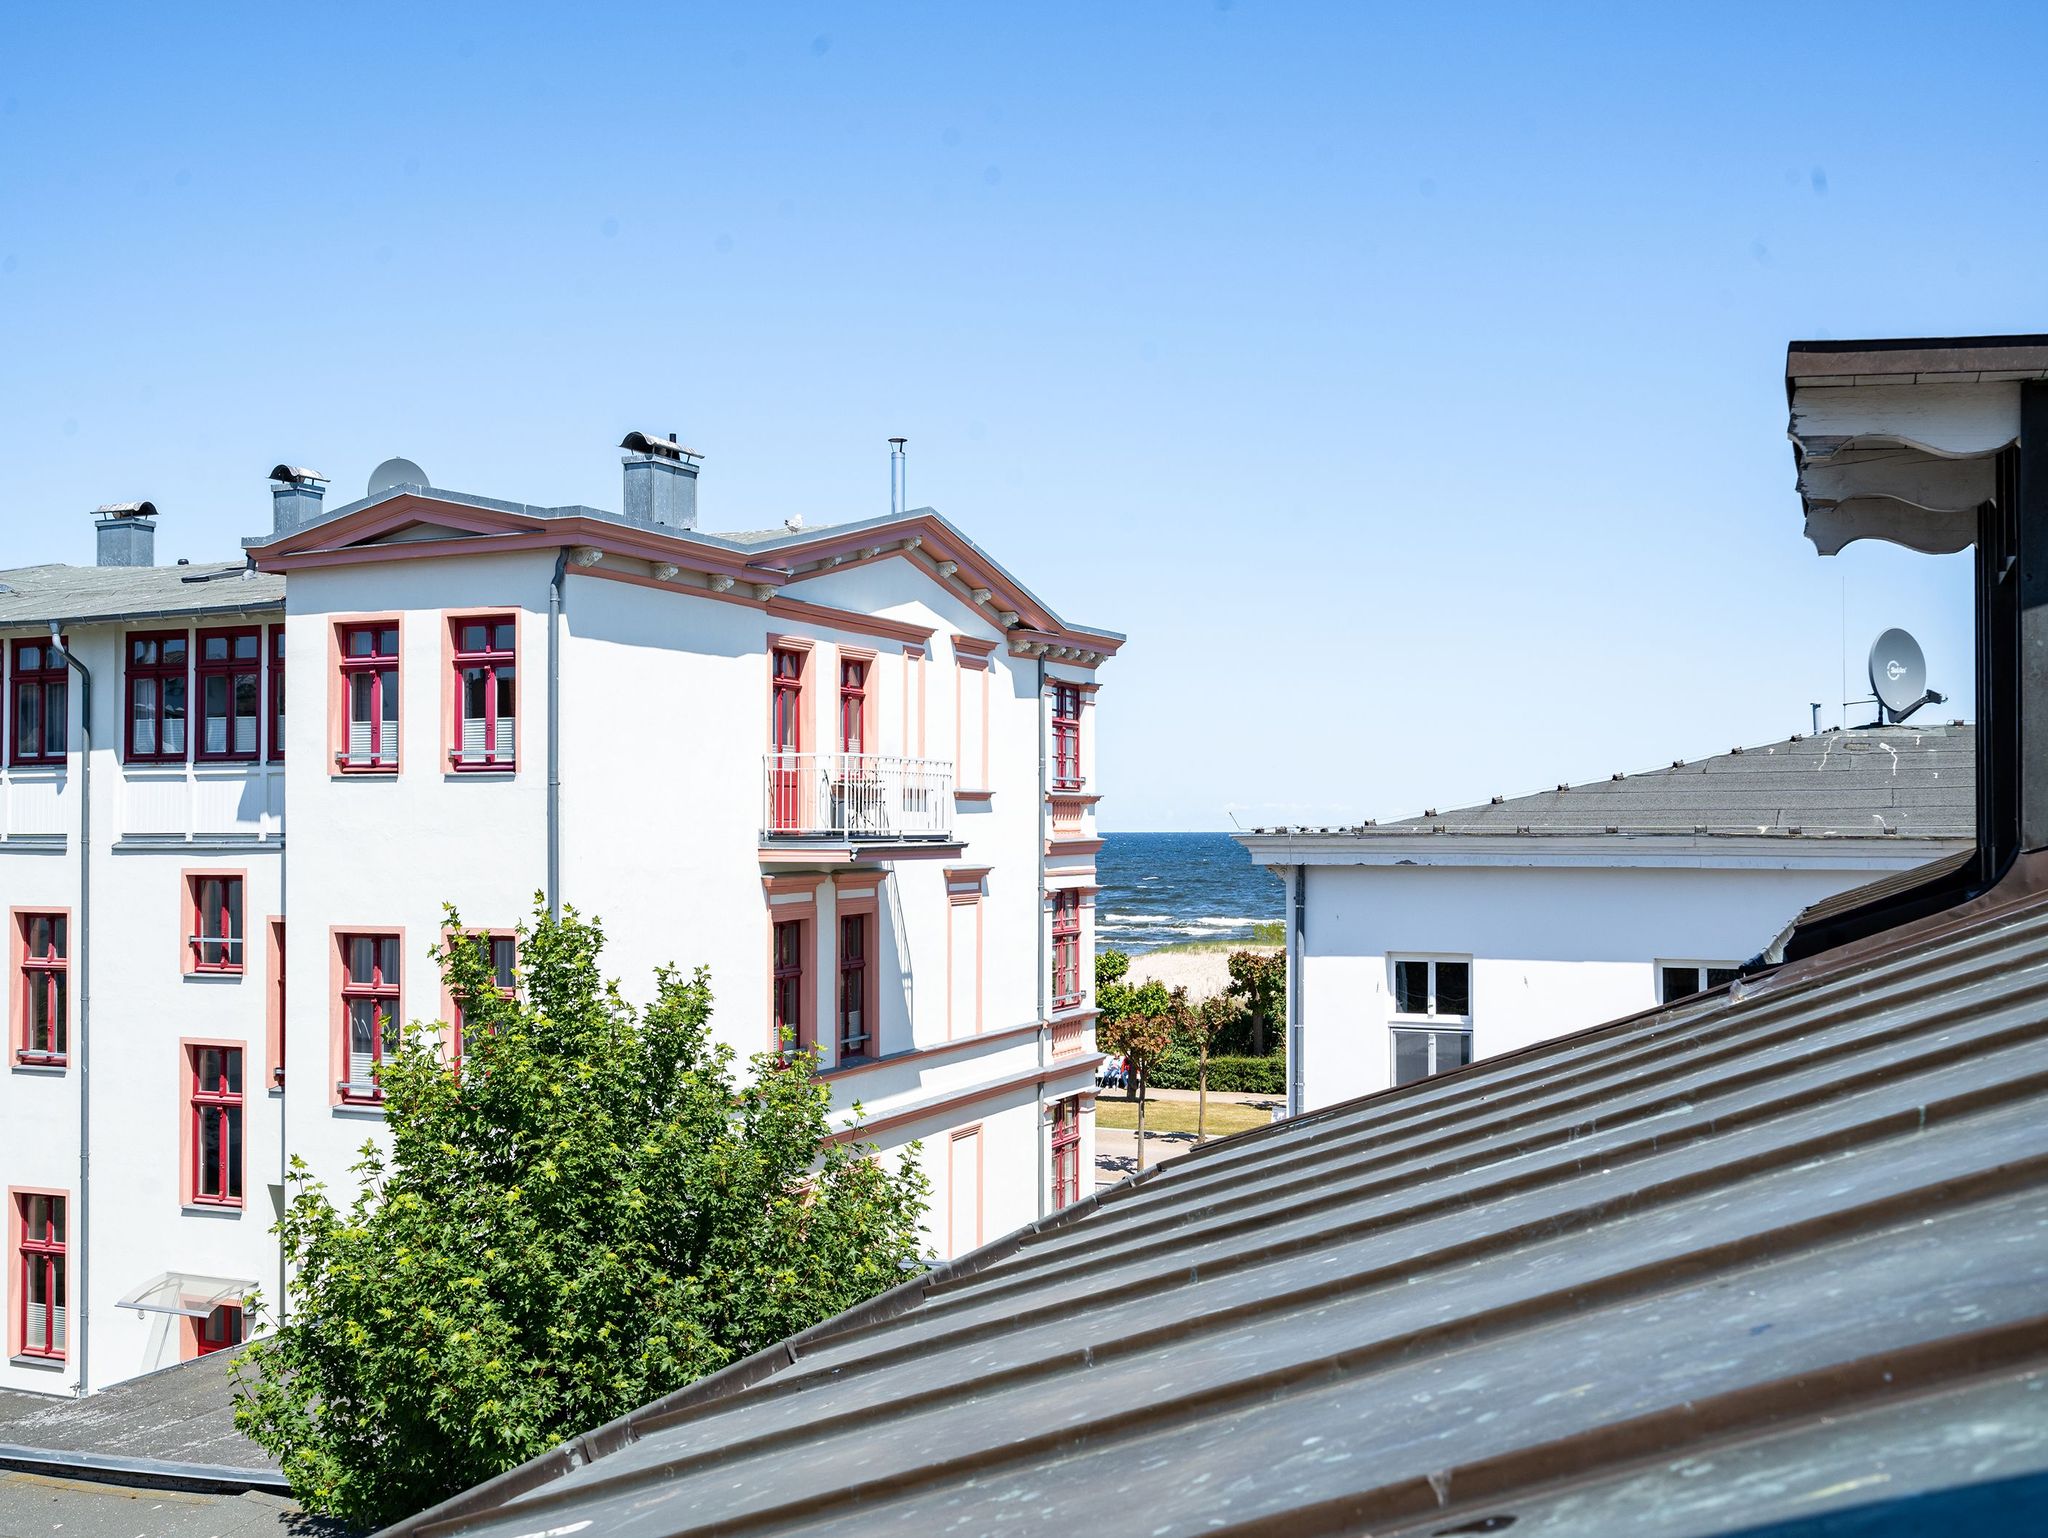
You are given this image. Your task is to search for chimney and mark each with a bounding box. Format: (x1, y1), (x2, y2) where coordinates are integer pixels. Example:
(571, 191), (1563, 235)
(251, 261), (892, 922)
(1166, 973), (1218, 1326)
(619, 431), (701, 530)
(93, 502), (158, 567)
(268, 465), (328, 536)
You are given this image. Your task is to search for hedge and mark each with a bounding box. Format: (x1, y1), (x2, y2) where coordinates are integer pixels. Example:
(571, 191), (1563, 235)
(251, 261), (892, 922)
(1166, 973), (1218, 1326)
(1145, 1052), (1286, 1095)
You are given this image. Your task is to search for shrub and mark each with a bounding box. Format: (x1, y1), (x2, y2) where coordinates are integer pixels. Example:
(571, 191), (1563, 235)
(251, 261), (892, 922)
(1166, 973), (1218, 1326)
(1147, 1052), (1287, 1095)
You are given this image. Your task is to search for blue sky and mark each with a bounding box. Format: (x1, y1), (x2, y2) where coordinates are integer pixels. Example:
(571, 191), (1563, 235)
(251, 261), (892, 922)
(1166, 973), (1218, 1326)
(1, 3), (2031, 830)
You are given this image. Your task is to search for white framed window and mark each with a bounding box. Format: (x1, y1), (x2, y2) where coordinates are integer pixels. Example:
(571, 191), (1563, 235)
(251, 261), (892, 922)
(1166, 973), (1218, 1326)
(1658, 961), (1740, 1004)
(1389, 954), (1472, 1087)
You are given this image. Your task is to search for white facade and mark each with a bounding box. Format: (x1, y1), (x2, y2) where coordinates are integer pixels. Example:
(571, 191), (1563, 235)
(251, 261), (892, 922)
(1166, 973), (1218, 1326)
(1, 456), (1116, 1395)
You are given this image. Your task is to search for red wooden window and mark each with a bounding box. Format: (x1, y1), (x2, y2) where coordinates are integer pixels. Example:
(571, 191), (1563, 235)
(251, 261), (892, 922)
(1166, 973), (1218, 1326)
(196, 1304), (244, 1356)
(452, 618), (517, 770)
(340, 934), (401, 1101)
(839, 658), (867, 756)
(16, 1194), (64, 1360)
(339, 625), (400, 770)
(838, 913), (870, 1059)
(1051, 683), (1083, 790)
(18, 913), (67, 1064)
(125, 630), (189, 763)
(769, 649), (804, 830)
(189, 875), (245, 973)
(9, 639), (68, 767)
(773, 919), (807, 1052)
(189, 1045), (244, 1206)
(1051, 890), (1083, 1008)
(452, 934), (516, 1066)
(1050, 1098), (1082, 1210)
(196, 627), (262, 761)
(269, 919), (287, 1089)
(267, 624), (285, 762)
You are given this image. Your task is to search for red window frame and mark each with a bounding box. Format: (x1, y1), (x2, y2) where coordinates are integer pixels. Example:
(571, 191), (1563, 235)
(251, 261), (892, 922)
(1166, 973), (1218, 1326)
(339, 933), (401, 1102)
(773, 919), (808, 1052)
(267, 624), (285, 763)
(189, 1045), (244, 1207)
(451, 617), (517, 771)
(196, 626), (262, 762)
(17, 1193), (65, 1360)
(9, 639), (68, 767)
(452, 933), (516, 1067)
(338, 624), (400, 771)
(196, 1303), (244, 1356)
(1051, 684), (1083, 790)
(124, 629), (190, 763)
(17, 912), (67, 1064)
(1050, 1097), (1082, 1210)
(1051, 890), (1083, 1008)
(188, 875), (245, 973)
(770, 649), (805, 830)
(838, 913), (870, 1060)
(839, 658), (867, 756)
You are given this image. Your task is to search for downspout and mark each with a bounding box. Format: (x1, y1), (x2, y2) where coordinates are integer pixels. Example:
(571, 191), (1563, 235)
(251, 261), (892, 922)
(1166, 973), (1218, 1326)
(1035, 653), (1048, 1221)
(51, 625), (91, 1395)
(547, 550), (569, 920)
(1288, 864), (1305, 1120)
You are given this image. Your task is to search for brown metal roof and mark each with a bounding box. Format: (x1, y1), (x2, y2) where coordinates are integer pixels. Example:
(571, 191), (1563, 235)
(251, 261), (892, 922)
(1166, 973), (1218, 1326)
(387, 852), (2048, 1538)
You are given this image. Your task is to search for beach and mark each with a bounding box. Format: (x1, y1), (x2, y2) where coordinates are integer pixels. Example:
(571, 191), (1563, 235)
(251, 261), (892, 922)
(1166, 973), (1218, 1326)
(1126, 944), (1281, 1001)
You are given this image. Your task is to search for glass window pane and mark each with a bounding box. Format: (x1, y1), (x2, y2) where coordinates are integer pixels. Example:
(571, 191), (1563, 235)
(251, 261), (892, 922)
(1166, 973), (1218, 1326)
(1437, 1030), (1473, 1073)
(496, 666), (515, 719)
(1705, 967), (1740, 990)
(378, 628), (398, 655)
(203, 635), (229, 663)
(493, 623), (515, 652)
(17, 684), (41, 755)
(227, 1108), (244, 1198)
(163, 636), (186, 662)
(234, 633), (259, 660)
(163, 677), (187, 753)
(20, 644), (41, 671)
(348, 630), (372, 657)
(1393, 1029), (1431, 1086)
(1661, 966), (1699, 1003)
(1436, 962), (1471, 1018)
(1394, 960), (1429, 1015)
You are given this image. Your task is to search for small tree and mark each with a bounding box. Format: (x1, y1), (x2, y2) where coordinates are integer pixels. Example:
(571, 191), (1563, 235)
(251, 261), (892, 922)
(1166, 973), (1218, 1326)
(1180, 994), (1244, 1142)
(1096, 949), (1172, 1101)
(1227, 948), (1287, 1057)
(232, 897), (929, 1530)
(1099, 1002), (1176, 1170)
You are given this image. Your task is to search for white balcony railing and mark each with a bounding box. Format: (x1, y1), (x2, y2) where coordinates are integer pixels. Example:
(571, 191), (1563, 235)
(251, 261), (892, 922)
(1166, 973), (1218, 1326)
(762, 753), (954, 840)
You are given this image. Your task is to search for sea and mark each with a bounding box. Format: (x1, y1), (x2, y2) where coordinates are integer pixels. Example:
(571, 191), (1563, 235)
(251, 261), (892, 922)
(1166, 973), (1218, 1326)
(1096, 831), (1285, 954)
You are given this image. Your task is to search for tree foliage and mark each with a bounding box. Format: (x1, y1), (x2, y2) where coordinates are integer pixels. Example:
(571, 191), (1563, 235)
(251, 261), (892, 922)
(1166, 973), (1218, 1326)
(1098, 992), (1181, 1170)
(1178, 994), (1242, 1141)
(1226, 949), (1287, 1057)
(231, 898), (929, 1530)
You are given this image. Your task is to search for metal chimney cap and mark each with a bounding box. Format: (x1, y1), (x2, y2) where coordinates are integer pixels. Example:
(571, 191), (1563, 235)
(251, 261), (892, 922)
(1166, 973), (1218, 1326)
(94, 501), (158, 519)
(269, 465), (328, 485)
(620, 431), (702, 463)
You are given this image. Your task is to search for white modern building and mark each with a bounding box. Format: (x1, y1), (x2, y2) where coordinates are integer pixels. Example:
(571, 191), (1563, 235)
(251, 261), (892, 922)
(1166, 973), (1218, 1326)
(1237, 728), (1974, 1112)
(0, 439), (1118, 1395)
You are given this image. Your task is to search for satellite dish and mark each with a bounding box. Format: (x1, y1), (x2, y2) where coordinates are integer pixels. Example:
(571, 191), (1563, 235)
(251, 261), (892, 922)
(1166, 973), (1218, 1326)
(368, 457), (428, 497)
(1869, 628), (1927, 718)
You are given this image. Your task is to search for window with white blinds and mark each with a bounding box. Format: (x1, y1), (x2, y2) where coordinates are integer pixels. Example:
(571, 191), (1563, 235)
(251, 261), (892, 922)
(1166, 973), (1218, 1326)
(451, 618), (516, 769)
(339, 625), (399, 769)
(339, 934), (400, 1100)
(196, 627), (262, 762)
(17, 1193), (65, 1360)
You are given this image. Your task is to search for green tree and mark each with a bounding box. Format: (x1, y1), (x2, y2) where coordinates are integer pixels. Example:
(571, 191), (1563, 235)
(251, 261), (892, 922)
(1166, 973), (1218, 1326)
(231, 898), (929, 1530)
(1099, 996), (1179, 1171)
(1095, 949), (1172, 1100)
(1226, 948), (1287, 1057)
(1180, 993), (1245, 1142)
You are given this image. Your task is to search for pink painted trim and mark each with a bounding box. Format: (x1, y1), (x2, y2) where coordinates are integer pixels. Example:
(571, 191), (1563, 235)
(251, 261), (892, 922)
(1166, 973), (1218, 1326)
(328, 925), (406, 1108)
(327, 613), (404, 776)
(944, 865), (993, 881)
(955, 789), (994, 802)
(761, 873), (828, 898)
(951, 634), (998, 659)
(1045, 792), (1105, 807)
(265, 917), (285, 1091)
(178, 1034), (248, 1209)
(7, 1184), (67, 1362)
(11, 905), (71, 1068)
(822, 1057), (1099, 1144)
(441, 609), (523, 775)
(1047, 837), (1107, 859)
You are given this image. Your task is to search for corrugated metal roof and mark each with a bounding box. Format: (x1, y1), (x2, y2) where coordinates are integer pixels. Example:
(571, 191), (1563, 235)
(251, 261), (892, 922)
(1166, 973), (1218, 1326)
(389, 853), (2048, 1538)
(1244, 725), (1975, 842)
(0, 562), (284, 627)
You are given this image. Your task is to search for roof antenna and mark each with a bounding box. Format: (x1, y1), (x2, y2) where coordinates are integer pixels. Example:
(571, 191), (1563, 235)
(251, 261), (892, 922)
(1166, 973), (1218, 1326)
(889, 437), (908, 517)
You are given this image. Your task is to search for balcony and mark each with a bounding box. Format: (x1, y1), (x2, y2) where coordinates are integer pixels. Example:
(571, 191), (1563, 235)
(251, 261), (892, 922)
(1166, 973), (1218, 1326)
(762, 753), (955, 846)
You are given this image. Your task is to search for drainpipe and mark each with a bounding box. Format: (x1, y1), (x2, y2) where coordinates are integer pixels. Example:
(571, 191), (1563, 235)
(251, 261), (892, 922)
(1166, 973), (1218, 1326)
(50, 625), (91, 1395)
(547, 550), (569, 919)
(1035, 654), (1048, 1221)
(1288, 864), (1305, 1120)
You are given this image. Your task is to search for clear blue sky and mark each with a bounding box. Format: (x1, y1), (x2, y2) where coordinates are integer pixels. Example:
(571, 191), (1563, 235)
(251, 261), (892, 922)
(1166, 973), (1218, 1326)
(2, 3), (2031, 830)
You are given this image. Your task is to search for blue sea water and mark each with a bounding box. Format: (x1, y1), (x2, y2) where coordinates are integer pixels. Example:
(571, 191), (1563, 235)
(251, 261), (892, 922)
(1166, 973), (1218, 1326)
(1096, 831), (1285, 954)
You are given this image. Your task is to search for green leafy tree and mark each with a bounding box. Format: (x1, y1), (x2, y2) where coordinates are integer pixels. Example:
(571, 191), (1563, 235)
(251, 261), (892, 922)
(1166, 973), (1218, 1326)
(1095, 949), (1172, 1100)
(1099, 996), (1179, 1170)
(1180, 993), (1246, 1142)
(231, 898), (929, 1530)
(1226, 948), (1287, 1057)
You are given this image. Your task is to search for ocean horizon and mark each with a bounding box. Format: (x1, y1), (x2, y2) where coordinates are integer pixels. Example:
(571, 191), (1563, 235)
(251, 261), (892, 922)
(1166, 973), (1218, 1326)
(1096, 831), (1284, 954)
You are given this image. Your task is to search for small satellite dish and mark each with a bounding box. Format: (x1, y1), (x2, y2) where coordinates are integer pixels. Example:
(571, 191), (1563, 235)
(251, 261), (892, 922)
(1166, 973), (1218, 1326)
(1869, 628), (1928, 718)
(368, 457), (428, 497)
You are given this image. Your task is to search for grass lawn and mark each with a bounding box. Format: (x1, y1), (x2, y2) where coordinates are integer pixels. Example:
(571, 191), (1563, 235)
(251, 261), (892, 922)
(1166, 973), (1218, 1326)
(1095, 1097), (1275, 1138)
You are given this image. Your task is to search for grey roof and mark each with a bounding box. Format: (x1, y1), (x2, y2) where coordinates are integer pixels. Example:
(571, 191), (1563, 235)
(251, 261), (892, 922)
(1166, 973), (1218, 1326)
(0, 1352), (273, 1472)
(1246, 724), (1976, 842)
(0, 561), (284, 628)
(387, 851), (2048, 1538)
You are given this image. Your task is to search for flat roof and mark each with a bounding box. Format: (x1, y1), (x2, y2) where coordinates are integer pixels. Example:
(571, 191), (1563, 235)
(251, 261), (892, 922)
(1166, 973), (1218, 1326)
(0, 561), (283, 628)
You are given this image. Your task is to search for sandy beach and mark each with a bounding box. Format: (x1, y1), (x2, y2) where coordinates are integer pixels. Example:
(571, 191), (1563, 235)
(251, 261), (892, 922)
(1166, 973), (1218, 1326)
(1126, 945), (1280, 1001)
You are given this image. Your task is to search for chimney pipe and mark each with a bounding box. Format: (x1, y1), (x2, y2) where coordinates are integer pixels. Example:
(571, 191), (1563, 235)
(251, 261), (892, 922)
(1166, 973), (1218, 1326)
(92, 503), (158, 568)
(268, 465), (328, 537)
(889, 437), (908, 517)
(619, 431), (700, 530)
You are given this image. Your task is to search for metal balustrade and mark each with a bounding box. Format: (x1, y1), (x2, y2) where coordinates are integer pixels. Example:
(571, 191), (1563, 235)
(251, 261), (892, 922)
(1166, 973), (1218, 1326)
(762, 753), (955, 840)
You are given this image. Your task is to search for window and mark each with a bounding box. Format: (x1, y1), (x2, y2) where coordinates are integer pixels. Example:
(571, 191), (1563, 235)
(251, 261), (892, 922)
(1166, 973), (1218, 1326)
(187, 875), (245, 973)
(838, 913), (870, 1059)
(1051, 890), (1083, 1008)
(339, 934), (400, 1101)
(839, 658), (867, 756)
(189, 1046), (244, 1206)
(267, 624), (285, 762)
(196, 627), (261, 761)
(452, 934), (516, 1065)
(451, 618), (516, 770)
(9, 639), (67, 767)
(773, 919), (808, 1052)
(1050, 1097), (1082, 1210)
(124, 631), (189, 763)
(769, 649), (805, 830)
(1659, 963), (1741, 1004)
(1051, 683), (1083, 790)
(16, 1194), (64, 1360)
(1390, 956), (1472, 1087)
(338, 624), (400, 770)
(268, 919), (286, 1089)
(17, 913), (67, 1064)
(196, 1304), (244, 1356)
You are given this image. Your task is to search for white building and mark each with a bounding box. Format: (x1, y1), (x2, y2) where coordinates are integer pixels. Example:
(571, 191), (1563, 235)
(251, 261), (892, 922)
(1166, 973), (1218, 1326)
(1237, 728), (1973, 1113)
(0, 440), (1118, 1395)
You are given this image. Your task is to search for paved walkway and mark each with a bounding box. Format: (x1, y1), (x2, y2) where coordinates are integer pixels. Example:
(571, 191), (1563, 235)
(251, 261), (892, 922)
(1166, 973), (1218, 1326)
(1093, 1088), (1285, 1187)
